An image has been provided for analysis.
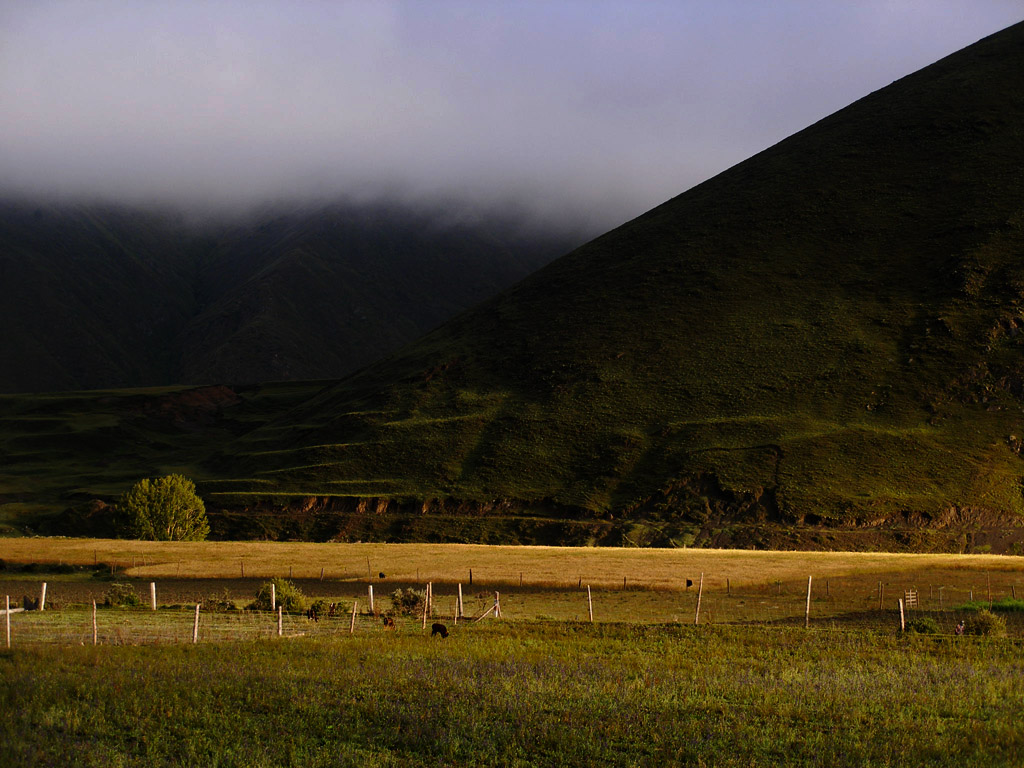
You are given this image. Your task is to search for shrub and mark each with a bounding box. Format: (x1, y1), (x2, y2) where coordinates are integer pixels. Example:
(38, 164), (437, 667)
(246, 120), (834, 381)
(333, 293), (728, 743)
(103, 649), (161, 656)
(103, 582), (141, 608)
(963, 609), (1007, 637)
(390, 588), (426, 616)
(906, 617), (941, 635)
(202, 589), (236, 612)
(115, 474), (209, 541)
(250, 578), (305, 613)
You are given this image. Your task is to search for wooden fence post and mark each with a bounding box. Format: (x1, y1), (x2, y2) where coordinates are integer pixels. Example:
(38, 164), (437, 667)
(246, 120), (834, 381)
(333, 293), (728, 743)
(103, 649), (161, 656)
(898, 598), (905, 632)
(192, 604), (200, 644)
(5, 595), (10, 649)
(494, 591), (501, 619)
(39, 582), (47, 612)
(457, 583), (464, 619)
(368, 585), (374, 614)
(805, 576), (812, 628)
(320, 567), (324, 582)
(422, 592), (428, 630)
(92, 600), (97, 645)
(427, 582), (433, 615)
(277, 605), (283, 637)
(469, 568), (473, 586)
(878, 582), (884, 612)
(587, 585), (593, 623)
(694, 573), (704, 625)
(727, 578), (731, 597)
(150, 582), (157, 611)
(350, 600), (358, 634)
(1013, 585), (1017, 600)
(241, 560), (244, 578)
(271, 582), (276, 611)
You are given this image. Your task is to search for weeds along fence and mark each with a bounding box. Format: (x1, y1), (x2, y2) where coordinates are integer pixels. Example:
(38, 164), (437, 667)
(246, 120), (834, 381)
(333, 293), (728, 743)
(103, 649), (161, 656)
(1, 605), (404, 647)
(4, 571), (1024, 647)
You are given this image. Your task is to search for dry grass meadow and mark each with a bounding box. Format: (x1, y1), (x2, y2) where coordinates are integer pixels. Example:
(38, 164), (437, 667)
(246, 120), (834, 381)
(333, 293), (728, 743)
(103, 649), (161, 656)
(6, 538), (1024, 588)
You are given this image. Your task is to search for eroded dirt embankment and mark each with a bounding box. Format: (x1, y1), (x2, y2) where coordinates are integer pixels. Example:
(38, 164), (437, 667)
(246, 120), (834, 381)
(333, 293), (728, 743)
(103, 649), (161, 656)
(48, 489), (1024, 553)
(198, 496), (1024, 554)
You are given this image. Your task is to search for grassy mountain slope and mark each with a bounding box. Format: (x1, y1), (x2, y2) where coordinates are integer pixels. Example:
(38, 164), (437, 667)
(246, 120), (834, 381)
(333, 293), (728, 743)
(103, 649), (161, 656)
(0, 202), (579, 393)
(200, 22), (1024, 544)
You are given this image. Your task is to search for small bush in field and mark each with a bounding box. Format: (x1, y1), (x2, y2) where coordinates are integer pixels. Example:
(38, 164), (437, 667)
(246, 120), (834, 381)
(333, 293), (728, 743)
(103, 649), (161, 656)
(963, 609), (1007, 637)
(906, 617), (941, 634)
(103, 582), (141, 607)
(202, 589), (236, 612)
(390, 588), (426, 616)
(250, 578), (305, 613)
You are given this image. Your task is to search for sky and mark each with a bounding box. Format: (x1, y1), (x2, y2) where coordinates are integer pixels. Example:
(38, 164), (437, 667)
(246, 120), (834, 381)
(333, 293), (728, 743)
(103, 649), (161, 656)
(0, 1), (1021, 230)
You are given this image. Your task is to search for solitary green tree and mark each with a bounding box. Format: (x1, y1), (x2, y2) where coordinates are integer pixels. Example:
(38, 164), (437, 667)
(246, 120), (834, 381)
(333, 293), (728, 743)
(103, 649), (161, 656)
(116, 474), (209, 541)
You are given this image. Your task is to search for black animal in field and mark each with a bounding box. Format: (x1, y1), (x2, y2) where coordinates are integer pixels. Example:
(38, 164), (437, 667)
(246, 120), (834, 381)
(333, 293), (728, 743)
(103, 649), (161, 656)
(431, 622), (448, 639)
(382, 615), (396, 630)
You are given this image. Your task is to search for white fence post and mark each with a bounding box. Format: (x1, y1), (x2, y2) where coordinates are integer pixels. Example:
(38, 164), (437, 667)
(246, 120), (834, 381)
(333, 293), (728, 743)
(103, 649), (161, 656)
(694, 573), (704, 625)
(5, 595), (9, 649)
(92, 600), (97, 645)
(39, 582), (47, 611)
(587, 585), (593, 623)
(277, 605), (283, 637)
(805, 576), (813, 628)
(368, 585), (374, 614)
(192, 604), (200, 644)
(150, 582), (157, 611)
(271, 582), (276, 611)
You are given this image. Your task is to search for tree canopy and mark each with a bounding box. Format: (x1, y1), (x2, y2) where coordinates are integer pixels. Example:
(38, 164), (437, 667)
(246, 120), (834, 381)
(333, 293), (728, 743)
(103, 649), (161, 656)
(116, 474), (209, 541)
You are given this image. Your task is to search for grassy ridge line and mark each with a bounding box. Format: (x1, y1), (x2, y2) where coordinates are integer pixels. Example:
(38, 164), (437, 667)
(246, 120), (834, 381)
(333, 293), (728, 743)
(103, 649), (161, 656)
(5, 539), (1024, 588)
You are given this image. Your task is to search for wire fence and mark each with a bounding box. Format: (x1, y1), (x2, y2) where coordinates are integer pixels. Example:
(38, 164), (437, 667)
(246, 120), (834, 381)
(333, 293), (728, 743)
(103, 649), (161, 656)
(4, 573), (1023, 647)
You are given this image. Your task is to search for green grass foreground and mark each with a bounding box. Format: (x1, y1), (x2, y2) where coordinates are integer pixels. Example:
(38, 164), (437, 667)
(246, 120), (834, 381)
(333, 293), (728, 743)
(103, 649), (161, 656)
(2, 623), (1021, 767)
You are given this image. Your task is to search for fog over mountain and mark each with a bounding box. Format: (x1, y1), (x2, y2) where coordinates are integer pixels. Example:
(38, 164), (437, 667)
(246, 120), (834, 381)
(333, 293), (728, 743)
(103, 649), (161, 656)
(1, 1), (1020, 231)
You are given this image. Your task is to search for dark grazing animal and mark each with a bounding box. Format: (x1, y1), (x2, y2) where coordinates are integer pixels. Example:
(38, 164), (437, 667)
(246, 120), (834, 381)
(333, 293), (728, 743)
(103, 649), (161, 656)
(382, 615), (396, 630)
(431, 622), (448, 639)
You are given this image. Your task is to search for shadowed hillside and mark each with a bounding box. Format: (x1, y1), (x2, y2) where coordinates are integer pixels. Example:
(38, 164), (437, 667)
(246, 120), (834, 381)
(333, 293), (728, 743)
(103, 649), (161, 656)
(0, 201), (581, 392)
(5, 22), (1024, 550)
(203, 21), (1024, 547)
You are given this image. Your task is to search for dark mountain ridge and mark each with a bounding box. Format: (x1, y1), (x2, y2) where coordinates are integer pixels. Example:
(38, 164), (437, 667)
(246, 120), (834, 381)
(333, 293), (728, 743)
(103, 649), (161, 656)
(199, 21), (1024, 547)
(0, 200), (583, 393)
